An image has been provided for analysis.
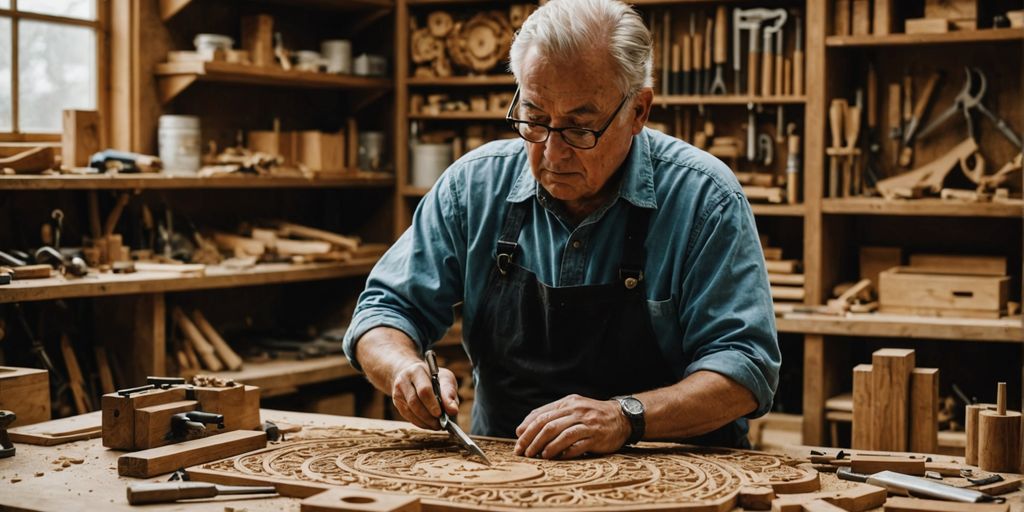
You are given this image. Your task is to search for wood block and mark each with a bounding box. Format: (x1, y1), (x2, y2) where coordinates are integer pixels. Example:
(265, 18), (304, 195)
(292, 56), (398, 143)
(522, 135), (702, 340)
(193, 385), (253, 431)
(763, 247), (784, 260)
(771, 286), (805, 301)
(770, 483), (886, 512)
(766, 260), (801, 274)
(852, 364), (873, 449)
(241, 14), (273, 67)
(101, 387), (187, 449)
(301, 488), (421, 512)
(850, 455), (926, 475)
(738, 486), (775, 510)
(1008, 10), (1024, 28)
(860, 246), (902, 289)
(835, 0), (851, 36)
(872, 349), (916, 451)
(0, 367), (50, 427)
(851, 0), (871, 35)
(873, 0), (894, 35)
(951, 18), (977, 30)
(909, 368), (939, 454)
(118, 430), (267, 478)
(769, 273), (805, 286)
(802, 500), (847, 512)
(905, 18), (951, 34)
(879, 268), (1008, 315)
(908, 254), (1006, 276)
(975, 476), (1023, 496)
(924, 0), (978, 21)
(134, 400), (198, 449)
(11, 264), (52, 279)
(965, 403), (995, 466)
(297, 130), (346, 172)
(62, 110), (101, 168)
(883, 496), (1008, 512)
(978, 409), (1022, 472)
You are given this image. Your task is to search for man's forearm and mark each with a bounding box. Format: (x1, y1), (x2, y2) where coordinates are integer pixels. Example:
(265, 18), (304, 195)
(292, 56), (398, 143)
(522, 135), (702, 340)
(638, 370), (758, 440)
(354, 326), (423, 395)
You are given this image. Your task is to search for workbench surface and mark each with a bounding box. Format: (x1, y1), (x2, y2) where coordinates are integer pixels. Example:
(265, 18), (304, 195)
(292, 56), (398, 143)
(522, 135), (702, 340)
(1, 409), (1021, 511)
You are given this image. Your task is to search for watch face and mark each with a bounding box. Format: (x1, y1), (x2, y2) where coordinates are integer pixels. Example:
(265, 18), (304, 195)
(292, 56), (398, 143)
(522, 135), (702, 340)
(621, 397), (643, 415)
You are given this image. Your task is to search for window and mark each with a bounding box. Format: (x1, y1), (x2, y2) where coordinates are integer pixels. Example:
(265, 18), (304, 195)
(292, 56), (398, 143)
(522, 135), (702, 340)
(0, 0), (101, 138)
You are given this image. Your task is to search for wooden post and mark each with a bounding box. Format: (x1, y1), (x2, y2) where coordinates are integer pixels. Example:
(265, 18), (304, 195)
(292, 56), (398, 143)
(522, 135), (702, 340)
(909, 368), (939, 454)
(851, 364), (873, 449)
(979, 382), (1022, 472)
(871, 348), (915, 451)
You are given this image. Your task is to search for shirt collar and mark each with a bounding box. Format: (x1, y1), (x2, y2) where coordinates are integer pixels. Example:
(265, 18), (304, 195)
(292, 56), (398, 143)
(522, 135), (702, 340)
(505, 129), (658, 209)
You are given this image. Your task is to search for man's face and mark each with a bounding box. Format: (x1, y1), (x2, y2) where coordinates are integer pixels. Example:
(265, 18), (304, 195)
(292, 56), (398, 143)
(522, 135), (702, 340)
(515, 46), (652, 205)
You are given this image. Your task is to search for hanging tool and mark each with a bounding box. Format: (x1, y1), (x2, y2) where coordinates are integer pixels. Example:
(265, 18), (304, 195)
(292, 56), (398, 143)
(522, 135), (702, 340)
(887, 82), (902, 166)
(692, 14), (703, 96)
(786, 123), (801, 204)
(734, 9), (786, 96)
(50, 209), (64, 250)
(898, 71), (943, 167)
(899, 73), (914, 166)
(127, 482), (277, 505)
(838, 468), (1003, 504)
(844, 96), (862, 196)
(757, 133), (774, 166)
(710, 6), (728, 95)
(703, 15), (713, 94)
(681, 33), (691, 95)
(746, 103), (758, 161)
(863, 63), (882, 191)
(828, 99), (847, 198)
(918, 67), (1023, 150)
(792, 11), (804, 96)
(761, 11), (786, 97)
(774, 14), (785, 96)
(425, 350), (491, 465)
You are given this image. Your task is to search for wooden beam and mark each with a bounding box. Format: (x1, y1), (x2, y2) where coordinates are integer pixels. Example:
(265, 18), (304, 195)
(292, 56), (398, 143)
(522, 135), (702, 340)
(909, 368), (939, 454)
(872, 348), (915, 451)
(117, 430), (267, 478)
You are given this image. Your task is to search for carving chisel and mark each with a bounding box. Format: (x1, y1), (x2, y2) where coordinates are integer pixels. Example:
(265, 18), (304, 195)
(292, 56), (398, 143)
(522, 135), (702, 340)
(126, 482), (277, 505)
(837, 468), (1003, 504)
(425, 350), (492, 465)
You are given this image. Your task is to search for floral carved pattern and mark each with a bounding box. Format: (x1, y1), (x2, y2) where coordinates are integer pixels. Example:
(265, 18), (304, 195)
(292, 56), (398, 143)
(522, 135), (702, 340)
(195, 427), (818, 511)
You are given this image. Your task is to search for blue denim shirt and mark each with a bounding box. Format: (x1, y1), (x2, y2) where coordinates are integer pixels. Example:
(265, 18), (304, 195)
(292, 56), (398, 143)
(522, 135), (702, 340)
(344, 127), (781, 418)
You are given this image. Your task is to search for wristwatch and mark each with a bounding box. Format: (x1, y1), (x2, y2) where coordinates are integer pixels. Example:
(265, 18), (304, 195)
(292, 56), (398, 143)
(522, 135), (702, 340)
(614, 395), (645, 446)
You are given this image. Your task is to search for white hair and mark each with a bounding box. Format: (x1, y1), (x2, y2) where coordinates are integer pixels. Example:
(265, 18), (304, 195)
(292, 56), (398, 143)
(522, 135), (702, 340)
(508, 0), (654, 96)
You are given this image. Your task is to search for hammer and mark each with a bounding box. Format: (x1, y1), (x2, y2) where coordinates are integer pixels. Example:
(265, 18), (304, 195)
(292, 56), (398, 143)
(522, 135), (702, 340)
(0, 410), (16, 458)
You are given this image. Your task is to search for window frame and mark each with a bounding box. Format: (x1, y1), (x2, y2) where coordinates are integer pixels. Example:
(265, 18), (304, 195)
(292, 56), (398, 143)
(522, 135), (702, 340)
(0, 0), (108, 141)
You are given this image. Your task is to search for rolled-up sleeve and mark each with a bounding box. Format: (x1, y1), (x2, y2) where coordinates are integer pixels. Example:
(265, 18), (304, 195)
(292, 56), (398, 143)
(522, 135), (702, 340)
(678, 191), (780, 418)
(343, 169), (466, 372)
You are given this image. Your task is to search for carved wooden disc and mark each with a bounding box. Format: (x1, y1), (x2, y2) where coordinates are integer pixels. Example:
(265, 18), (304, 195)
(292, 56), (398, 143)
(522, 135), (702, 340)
(190, 427), (819, 512)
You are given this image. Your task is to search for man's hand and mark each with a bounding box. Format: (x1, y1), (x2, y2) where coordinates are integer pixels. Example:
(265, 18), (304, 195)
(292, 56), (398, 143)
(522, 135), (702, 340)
(390, 361), (460, 431)
(514, 394), (630, 460)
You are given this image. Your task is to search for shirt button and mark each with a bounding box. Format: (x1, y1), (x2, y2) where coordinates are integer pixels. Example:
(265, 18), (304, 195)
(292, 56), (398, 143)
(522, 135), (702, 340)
(571, 240), (582, 249)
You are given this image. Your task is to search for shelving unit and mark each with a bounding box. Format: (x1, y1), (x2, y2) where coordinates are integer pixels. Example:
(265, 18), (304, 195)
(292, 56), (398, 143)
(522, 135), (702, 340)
(821, 197), (1023, 218)
(0, 171), (394, 190)
(653, 95), (807, 106)
(826, 27), (1024, 47)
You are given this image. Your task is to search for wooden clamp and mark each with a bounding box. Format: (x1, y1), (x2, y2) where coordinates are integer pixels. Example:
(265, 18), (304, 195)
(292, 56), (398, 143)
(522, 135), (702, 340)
(876, 137), (980, 199)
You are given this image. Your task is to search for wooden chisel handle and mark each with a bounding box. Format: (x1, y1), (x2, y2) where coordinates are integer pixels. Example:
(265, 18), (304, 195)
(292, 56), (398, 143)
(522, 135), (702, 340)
(127, 482), (218, 505)
(830, 99), (847, 149)
(748, 47), (759, 96)
(714, 6), (728, 65)
(693, 31), (703, 94)
(793, 49), (804, 96)
(761, 32), (773, 97)
(845, 105), (861, 149)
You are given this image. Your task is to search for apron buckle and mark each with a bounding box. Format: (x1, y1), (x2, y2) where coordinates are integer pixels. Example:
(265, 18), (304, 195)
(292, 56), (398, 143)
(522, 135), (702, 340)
(497, 253), (513, 275)
(496, 240), (518, 276)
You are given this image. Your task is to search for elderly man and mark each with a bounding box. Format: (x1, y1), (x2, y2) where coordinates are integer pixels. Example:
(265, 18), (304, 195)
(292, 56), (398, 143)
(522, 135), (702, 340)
(344, 0), (780, 459)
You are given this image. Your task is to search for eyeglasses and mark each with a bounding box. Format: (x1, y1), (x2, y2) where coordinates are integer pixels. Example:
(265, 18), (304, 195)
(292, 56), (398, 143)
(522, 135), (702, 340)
(505, 88), (629, 150)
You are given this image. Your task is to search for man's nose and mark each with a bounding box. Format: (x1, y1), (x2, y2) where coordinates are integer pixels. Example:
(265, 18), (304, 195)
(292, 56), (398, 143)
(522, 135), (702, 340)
(542, 131), (573, 162)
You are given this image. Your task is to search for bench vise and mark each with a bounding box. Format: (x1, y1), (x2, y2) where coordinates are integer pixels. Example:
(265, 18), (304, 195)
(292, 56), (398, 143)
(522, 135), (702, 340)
(102, 376), (260, 451)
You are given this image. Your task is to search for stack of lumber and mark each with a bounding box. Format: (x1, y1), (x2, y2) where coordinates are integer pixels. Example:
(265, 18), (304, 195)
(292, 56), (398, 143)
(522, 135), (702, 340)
(761, 236), (804, 313)
(171, 308), (244, 377)
(852, 348), (940, 454)
(210, 220), (387, 264)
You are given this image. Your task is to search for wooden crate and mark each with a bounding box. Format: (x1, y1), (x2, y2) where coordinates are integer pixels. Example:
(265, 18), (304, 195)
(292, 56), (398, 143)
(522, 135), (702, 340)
(879, 267), (1009, 318)
(0, 367), (50, 427)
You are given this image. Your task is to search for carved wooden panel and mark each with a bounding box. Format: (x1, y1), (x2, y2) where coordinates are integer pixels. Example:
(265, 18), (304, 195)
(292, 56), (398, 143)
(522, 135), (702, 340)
(188, 427), (819, 511)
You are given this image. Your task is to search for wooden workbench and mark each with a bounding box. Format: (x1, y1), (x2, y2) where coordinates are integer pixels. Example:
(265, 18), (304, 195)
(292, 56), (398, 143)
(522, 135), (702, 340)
(1, 409), (1022, 511)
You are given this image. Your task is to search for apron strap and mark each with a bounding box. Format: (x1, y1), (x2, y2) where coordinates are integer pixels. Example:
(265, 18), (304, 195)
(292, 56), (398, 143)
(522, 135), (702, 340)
(495, 201), (528, 275)
(619, 206), (652, 290)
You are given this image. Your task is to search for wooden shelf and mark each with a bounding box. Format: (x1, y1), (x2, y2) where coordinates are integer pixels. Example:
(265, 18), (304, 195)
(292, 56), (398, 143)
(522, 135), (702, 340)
(0, 171), (395, 190)
(160, 0), (392, 21)
(751, 203), (805, 217)
(654, 95), (806, 106)
(0, 259), (380, 304)
(402, 185), (431, 197)
(154, 61), (391, 103)
(827, 28), (1024, 47)
(822, 197), (1023, 218)
(408, 112), (506, 121)
(406, 75), (516, 87)
(206, 355), (360, 398)
(777, 312), (1022, 343)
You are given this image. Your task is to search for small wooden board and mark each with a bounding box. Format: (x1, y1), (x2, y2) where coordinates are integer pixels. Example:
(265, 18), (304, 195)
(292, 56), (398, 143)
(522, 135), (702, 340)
(118, 429), (267, 478)
(883, 496), (1008, 511)
(8, 410), (102, 446)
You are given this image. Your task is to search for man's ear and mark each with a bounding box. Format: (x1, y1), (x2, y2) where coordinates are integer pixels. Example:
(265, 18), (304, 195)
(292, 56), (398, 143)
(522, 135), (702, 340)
(630, 87), (654, 135)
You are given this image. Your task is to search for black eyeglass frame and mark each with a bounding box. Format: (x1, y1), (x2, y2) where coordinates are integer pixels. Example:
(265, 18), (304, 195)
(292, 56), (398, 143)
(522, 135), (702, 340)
(504, 88), (630, 150)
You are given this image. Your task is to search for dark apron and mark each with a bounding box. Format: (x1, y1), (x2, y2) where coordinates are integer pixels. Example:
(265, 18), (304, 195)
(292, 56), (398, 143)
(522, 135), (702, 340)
(466, 200), (747, 448)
